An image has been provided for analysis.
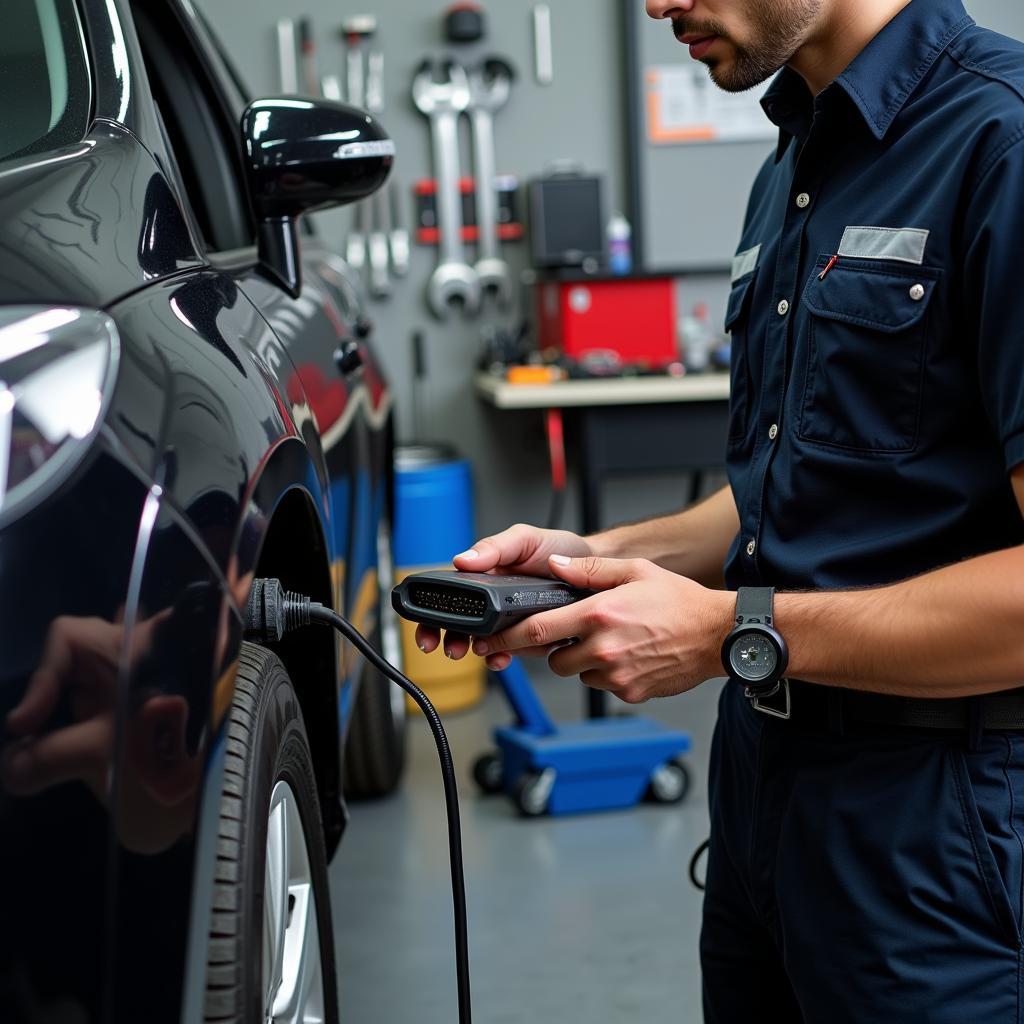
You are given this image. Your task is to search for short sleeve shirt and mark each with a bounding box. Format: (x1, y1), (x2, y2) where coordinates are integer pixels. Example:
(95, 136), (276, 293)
(724, 0), (1024, 591)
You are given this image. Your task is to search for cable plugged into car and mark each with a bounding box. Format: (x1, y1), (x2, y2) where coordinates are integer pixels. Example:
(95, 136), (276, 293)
(244, 578), (472, 1024)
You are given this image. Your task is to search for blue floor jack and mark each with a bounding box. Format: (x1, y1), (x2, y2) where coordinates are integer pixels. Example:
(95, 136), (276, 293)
(472, 658), (693, 817)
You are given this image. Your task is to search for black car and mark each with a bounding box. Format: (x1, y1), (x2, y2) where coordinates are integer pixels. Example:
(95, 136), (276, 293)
(0, 1), (408, 1021)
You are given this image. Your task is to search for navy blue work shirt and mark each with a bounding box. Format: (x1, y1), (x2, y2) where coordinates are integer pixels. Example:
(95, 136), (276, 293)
(724, 0), (1024, 591)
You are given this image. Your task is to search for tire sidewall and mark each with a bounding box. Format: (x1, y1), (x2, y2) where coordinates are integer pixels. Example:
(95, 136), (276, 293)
(241, 660), (339, 1023)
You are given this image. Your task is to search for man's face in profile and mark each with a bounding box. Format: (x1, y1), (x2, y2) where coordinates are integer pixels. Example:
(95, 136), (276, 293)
(646, 0), (825, 92)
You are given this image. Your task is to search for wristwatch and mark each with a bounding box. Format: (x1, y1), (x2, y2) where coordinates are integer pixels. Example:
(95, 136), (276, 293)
(721, 587), (789, 696)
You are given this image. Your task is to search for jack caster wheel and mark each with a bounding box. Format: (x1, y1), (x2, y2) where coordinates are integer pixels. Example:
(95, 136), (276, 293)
(472, 751), (505, 795)
(646, 759), (691, 805)
(513, 768), (556, 817)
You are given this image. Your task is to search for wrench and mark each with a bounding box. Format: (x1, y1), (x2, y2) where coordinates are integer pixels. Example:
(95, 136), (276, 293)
(365, 51), (410, 279)
(365, 51), (391, 297)
(342, 18), (375, 280)
(467, 58), (515, 308)
(413, 59), (481, 318)
(388, 178), (410, 277)
(276, 18), (298, 93)
(346, 200), (368, 273)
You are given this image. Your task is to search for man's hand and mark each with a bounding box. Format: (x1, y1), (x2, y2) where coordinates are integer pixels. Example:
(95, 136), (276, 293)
(415, 523), (593, 659)
(471, 553), (733, 704)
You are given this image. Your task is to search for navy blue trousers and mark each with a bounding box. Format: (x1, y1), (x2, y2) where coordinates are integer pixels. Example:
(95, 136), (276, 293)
(702, 683), (1024, 1023)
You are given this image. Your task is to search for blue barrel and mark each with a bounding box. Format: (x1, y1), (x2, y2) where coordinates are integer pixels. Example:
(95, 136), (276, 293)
(394, 445), (475, 568)
(393, 445), (483, 712)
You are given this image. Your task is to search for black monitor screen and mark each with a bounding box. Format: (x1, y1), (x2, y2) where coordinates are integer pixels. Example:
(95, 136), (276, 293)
(532, 177), (604, 266)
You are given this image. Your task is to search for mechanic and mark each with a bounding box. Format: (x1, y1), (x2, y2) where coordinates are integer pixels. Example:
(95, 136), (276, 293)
(419, 0), (1024, 1018)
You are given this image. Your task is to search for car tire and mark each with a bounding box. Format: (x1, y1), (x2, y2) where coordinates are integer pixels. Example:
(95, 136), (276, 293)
(344, 525), (407, 798)
(204, 643), (339, 1024)
(343, 621), (407, 797)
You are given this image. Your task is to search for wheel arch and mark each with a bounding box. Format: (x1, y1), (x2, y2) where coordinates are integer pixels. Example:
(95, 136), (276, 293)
(243, 437), (346, 856)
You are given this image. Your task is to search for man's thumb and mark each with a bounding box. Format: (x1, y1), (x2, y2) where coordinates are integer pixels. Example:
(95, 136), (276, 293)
(547, 553), (643, 591)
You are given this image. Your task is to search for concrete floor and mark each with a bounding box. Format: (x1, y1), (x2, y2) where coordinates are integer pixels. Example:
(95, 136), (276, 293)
(330, 663), (724, 1023)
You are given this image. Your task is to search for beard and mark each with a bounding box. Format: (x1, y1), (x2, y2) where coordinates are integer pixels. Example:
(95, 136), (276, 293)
(673, 0), (823, 92)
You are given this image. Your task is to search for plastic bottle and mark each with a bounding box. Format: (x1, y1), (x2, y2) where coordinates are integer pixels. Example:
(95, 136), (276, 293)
(607, 212), (633, 275)
(680, 303), (714, 373)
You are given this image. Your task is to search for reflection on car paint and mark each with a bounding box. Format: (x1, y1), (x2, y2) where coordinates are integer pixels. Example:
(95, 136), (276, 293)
(138, 173), (196, 279)
(107, 495), (244, 1020)
(0, 125), (203, 308)
(0, 0), (396, 1018)
(0, 442), (150, 1021)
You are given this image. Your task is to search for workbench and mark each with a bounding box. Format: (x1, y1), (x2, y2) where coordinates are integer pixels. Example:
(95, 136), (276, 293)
(476, 371), (730, 530)
(476, 371), (732, 717)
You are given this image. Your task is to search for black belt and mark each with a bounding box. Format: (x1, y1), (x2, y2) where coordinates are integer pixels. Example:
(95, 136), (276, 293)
(750, 679), (1024, 732)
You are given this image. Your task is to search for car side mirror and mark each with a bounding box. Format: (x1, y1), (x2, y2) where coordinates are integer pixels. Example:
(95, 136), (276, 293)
(241, 98), (395, 297)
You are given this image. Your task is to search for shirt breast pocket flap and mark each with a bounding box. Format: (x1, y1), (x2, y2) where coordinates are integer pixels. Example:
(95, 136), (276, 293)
(725, 270), (758, 444)
(725, 271), (757, 332)
(799, 261), (940, 454)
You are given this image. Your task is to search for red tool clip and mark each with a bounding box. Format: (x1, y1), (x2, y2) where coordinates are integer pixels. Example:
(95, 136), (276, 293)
(818, 254), (839, 280)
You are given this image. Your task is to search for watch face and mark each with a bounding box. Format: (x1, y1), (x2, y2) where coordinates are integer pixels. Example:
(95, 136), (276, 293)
(729, 632), (778, 682)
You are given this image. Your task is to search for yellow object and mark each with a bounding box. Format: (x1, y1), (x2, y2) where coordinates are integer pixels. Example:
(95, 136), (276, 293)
(506, 364), (564, 385)
(395, 566), (486, 713)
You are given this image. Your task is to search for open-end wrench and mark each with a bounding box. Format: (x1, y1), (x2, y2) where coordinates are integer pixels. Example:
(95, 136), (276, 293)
(467, 58), (515, 308)
(413, 59), (481, 318)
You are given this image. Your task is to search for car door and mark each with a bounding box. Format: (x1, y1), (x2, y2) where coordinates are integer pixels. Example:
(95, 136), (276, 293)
(0, 4), (252, 1022)
(128, 0), (383, 685)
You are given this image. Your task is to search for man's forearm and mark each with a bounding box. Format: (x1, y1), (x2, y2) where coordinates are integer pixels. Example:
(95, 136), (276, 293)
(771, 545), (1024, 697)
(588, 484), (739, 588)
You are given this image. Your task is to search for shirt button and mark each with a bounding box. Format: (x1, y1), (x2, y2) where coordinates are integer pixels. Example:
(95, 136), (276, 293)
(746, 539), (756, 557)
(909, 283), (925, 301)
(777, 299), (790, 316)
(768, 423), (779, 440)
(795, 192), (811, 208)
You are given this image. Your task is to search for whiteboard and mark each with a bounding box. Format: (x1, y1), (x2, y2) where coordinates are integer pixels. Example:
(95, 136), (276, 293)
(624, 0), (1024, 274)
(645, 64), (775, 145)
(624, 0), (774, 273)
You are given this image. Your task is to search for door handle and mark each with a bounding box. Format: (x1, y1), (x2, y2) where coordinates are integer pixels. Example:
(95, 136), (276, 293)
(335, 339), (363, 377)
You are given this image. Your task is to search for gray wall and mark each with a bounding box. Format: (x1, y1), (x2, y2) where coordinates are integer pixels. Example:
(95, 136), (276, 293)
(202, 0), (1024, 544)
(968, 0), (1024, 40)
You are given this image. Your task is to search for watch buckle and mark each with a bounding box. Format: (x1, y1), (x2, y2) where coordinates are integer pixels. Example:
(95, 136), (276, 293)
(747, 678), (791, 720)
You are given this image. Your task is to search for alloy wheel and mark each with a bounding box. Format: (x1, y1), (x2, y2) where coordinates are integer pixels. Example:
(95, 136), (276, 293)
(263, 780), (326, 1023)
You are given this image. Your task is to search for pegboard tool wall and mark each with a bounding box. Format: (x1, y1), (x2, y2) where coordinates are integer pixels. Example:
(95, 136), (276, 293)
(202, 0), (1024, 542)
(204, 0), (679, 538)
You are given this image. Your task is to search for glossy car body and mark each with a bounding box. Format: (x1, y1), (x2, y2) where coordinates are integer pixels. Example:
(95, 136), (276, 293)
(0, 1), (397, 1020)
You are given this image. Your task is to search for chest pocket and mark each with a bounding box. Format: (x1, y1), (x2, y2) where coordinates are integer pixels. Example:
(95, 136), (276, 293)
(798, 258), (939, 454)
(725, 269), (758, 444)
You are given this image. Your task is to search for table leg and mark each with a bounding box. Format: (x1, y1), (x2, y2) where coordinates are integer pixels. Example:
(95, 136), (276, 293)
(577, 410), (608, 718)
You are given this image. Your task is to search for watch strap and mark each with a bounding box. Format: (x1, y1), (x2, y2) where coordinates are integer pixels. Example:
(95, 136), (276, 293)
(735, 586), (774, 626)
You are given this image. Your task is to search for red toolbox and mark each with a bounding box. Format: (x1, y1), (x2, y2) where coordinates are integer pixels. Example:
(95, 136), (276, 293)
(536, 275), (678, 365)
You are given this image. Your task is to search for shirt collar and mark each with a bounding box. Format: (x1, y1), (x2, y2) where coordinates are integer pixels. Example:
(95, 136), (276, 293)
(761, 0), (974, 161)
(761, 69), (813, 161)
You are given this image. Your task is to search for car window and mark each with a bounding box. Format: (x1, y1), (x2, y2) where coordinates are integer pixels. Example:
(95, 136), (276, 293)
(130, 0), (253, 253)
(0, 0), (91, 162)
(190, 2), (251, 118)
